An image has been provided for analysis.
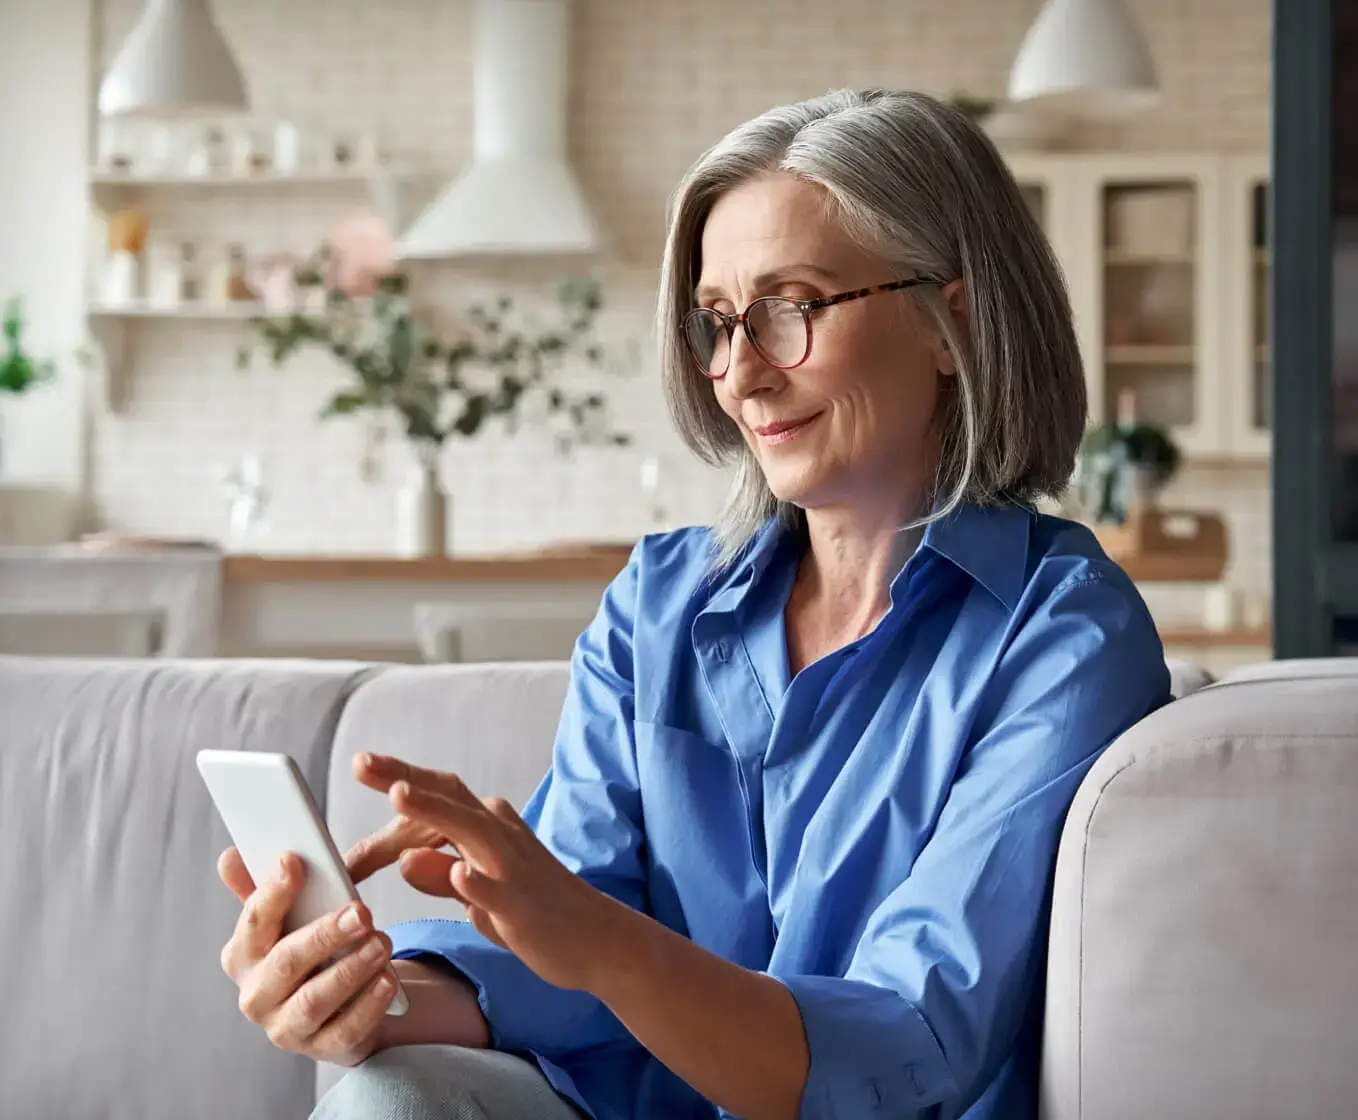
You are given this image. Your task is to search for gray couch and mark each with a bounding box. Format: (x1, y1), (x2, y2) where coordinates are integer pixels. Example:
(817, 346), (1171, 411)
(1, 654), (1355, 1119)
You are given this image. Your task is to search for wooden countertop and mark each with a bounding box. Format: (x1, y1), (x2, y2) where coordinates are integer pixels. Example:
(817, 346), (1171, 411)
(1158, 625), (1271, 648)
(222, 545), (633, 585)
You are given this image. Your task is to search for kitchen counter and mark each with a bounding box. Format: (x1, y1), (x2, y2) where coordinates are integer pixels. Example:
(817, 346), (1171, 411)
(10, 539), (1272, 665)
(218, 546), (631, 660)
(222, 546), (632, 585)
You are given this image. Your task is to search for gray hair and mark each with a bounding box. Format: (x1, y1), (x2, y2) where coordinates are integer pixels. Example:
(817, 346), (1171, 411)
(657, 88), (1086, 567)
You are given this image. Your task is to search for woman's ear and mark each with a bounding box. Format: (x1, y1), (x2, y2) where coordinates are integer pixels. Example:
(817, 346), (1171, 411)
(936, 279), (967, 377)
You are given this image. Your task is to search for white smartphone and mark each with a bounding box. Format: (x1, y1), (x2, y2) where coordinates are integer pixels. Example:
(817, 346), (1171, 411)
(196, 749), (409, 1016)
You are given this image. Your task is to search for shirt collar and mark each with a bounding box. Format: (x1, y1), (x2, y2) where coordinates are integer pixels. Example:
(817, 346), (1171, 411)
(699, 516), (793, 619)
(704, 501), (1033, 617)
(920, 501), (1033, 611)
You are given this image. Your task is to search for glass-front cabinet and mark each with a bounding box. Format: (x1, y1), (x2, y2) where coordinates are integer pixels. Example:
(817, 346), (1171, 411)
(1004, 152), (1267, 461)
(1226, 155), (1273, 458)
(1006, 153), (1077, 281)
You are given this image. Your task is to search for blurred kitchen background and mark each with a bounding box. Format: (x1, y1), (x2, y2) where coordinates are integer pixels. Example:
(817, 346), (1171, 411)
(0, 0), (1285, 672)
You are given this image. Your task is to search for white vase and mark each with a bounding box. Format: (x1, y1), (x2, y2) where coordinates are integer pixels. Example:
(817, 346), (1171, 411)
(394, 453), (448, 558)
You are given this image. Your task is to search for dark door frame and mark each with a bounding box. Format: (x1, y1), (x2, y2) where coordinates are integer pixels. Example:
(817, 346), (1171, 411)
(1272, 0), (1353, 656)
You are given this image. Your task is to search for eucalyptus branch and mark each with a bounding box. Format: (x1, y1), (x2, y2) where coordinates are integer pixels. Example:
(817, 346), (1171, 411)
(237, 254), (632, 459)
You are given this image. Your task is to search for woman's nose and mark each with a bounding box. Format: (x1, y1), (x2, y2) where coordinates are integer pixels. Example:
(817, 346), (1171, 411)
(723, 327), (781, 399)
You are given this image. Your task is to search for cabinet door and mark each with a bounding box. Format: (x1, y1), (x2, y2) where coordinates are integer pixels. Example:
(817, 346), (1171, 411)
(1223, 156), (1272, 458)
(1073, 157), (1226, 455)
(1003, 154), (1088, 414)
(1004, 153), (1077, 263)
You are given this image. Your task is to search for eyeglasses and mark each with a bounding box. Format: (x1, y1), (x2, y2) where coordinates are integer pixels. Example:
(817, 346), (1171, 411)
(682, 277), (942, 379)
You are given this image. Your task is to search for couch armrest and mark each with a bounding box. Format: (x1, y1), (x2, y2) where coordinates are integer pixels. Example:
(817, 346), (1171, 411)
(1042, 664), (1358, 1119)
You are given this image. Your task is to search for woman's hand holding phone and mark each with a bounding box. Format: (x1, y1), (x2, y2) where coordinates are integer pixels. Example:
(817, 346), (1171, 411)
(217, 849), (398, 1067)
(216, 803), (491, 1065)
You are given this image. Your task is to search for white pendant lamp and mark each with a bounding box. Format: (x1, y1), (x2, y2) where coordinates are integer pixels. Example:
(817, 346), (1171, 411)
(1008, 0), (1158, 115)
(98, 0), (249, 118)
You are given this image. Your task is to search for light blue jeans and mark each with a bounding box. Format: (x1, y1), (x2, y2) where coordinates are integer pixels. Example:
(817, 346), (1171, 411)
(311, 1045), (584, 1120)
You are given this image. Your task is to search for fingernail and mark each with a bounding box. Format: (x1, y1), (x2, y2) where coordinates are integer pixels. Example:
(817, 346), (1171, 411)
(338, 905), (362, 933)
(373, 974), (393, 996)
(359, 752), (374, 768)
(276, 856), (290, 882)
(360, 936), (385, 962)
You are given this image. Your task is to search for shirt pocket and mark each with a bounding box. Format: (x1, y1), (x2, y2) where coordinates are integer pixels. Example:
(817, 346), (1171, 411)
(633, 720), (774, 965)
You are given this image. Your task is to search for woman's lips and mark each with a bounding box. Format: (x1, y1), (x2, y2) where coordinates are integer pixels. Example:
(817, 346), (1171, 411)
(752, 414), (820, 446)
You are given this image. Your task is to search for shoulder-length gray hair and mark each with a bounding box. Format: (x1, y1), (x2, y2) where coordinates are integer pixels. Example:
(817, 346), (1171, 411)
(657, 88), (1086, 566)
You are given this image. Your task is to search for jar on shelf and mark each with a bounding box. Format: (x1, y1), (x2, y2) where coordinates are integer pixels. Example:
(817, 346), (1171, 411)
(142, 122), (180, 176)
(102, 208), (150, 306)
(184, 124), (228, 178)
(145, 236), (182, 308)
(230, 126), (271, 177)
(272, 121), (303, 176)
(177, 241), (201, 304)
(204, 243), (251, 306)
(95, 118), (135, 175)
(226, 244), (255, 302)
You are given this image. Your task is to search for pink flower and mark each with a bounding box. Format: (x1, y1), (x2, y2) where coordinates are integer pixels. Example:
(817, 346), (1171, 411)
(328, 210), (397, 298)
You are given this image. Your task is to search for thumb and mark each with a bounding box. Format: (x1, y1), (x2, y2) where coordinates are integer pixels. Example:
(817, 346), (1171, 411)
(216, 847), (254, 902)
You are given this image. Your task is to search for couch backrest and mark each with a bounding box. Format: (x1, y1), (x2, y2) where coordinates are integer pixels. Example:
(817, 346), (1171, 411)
(325, 661), (571, 928)
(0, 656), (374, 1120)
(10, 649), (1352, 1120)
(1042, 659), (1358, 1119)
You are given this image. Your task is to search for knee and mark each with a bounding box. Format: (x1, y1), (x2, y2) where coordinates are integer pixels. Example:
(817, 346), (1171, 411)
(311, 1047), (468, 1120)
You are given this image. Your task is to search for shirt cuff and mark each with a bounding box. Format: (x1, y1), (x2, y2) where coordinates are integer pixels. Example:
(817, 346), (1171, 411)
(774, 973), (957, 1119)
(388, 917), (626, 1056)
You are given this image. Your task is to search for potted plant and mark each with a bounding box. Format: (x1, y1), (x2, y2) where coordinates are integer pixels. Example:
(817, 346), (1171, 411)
(237, 241), (632, 556)
(1078, 390), (1181, 524)
(0, 298), (60, 477)
(948, 92), (998, 125)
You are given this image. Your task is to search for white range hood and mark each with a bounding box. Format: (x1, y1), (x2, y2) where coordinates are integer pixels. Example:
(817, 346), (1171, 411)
(396, 0), (599, 259)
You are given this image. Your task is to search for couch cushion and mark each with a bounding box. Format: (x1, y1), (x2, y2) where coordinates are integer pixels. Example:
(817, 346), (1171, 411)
(0, 656), (374, 1120)
(1165, 656), (1214, 697)
(1042, 663), (1358, 1119)
(327, 661), (570, 929)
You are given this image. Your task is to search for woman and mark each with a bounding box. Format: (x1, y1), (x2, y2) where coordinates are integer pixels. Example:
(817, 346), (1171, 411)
(218, 89), (1169, 1120)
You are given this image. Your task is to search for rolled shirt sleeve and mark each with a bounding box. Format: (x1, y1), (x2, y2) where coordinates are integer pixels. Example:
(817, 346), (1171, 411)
(771, 572), (1170, 1117)
(388, 544), (648, 1058)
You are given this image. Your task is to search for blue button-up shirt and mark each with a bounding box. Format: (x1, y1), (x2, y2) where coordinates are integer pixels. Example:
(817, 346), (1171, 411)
(389, 502), (1170, 1119)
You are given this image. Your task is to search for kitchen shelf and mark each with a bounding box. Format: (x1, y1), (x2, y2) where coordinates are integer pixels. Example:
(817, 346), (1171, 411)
(91, 168), (382, 187)
(1158, 625), (1271, 648)
(1104, 344), (1197, 365)
(86, 301), (269, 413)
(83, 164), (434, 415)
(88, 164), (417, 231)
(89, 301), (267, 320)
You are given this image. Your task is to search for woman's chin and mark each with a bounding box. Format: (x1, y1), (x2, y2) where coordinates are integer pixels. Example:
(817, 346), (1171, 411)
(761, 467), (826, 508)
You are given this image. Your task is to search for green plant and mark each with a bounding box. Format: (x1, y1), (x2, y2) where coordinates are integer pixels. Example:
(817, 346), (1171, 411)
(948, 92), (997, 123)
(1081, 419), (1181, 486)
(238, 253), (632, 455)
(1078, 416), (1182, 523)
(0, 298), (57, 395)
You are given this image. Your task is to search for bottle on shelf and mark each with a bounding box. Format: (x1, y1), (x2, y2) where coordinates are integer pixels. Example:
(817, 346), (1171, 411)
(102, 208), (150, 306)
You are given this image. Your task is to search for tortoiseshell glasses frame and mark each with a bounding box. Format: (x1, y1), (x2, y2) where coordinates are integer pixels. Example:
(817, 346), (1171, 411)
(682, 276), (943, 379)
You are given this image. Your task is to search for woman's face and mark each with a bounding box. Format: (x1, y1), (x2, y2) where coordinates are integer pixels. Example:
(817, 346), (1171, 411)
(695, 172), (957, 515)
